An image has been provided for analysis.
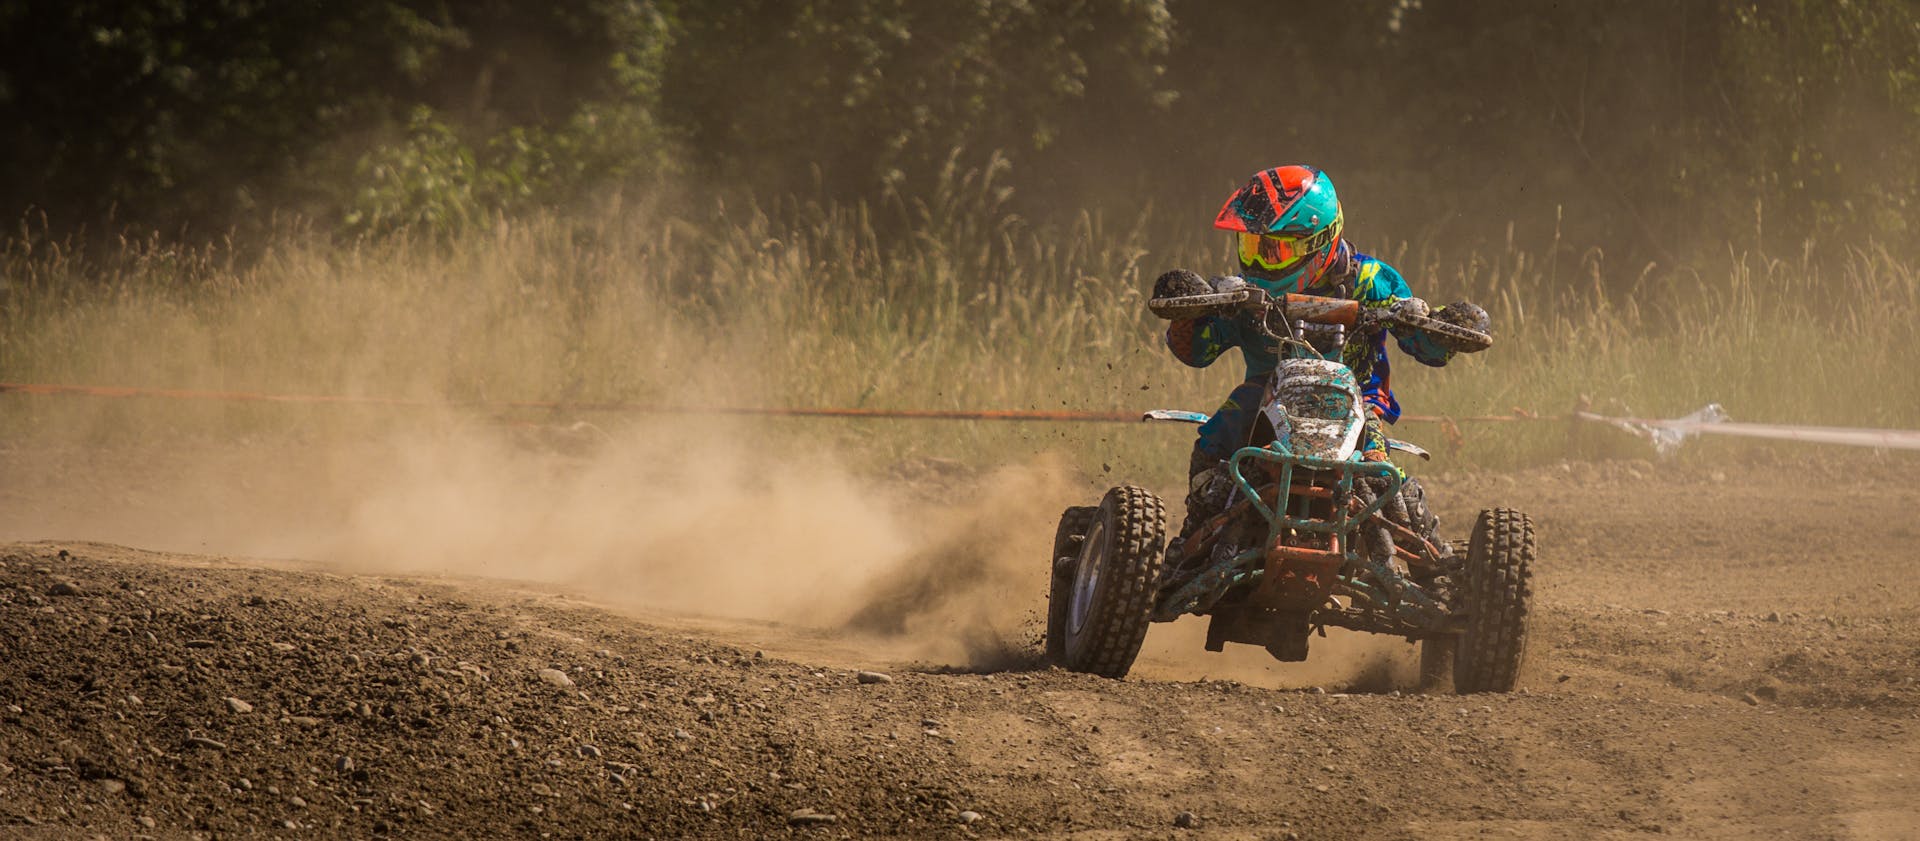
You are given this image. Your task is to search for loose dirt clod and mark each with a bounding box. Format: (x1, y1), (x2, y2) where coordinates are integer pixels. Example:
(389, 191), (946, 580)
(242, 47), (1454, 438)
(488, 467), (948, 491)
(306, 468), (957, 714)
(788, 808), (839, 825)
(184, 736), (227, 751)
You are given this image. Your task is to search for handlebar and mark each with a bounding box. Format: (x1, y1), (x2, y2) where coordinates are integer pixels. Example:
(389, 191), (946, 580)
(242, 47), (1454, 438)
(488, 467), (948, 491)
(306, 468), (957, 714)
(1147, 289), (1359, 324)
(1147, 289), (1493, 353)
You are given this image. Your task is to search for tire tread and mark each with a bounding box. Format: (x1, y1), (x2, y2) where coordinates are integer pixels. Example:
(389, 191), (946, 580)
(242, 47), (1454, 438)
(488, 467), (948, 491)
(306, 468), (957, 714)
(1453, 508), (1534, 693)
(1055, 486), (1165, 679)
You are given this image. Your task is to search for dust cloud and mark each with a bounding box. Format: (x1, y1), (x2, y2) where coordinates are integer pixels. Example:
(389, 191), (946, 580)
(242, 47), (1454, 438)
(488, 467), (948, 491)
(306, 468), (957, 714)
(0, 415), (1079, 666)
(320, 422), (917, 619)
(322, 421), (1081, 668)
(2, 412), (1419, 688)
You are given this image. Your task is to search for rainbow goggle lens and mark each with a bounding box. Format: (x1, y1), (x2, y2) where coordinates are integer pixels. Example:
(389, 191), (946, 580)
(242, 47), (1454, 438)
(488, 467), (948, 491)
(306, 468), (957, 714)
(1237, 219), (1343, 273)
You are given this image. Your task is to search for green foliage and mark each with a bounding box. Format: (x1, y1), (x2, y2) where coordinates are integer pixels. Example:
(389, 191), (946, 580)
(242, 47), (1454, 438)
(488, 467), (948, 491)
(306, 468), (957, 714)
(345, 108), (484, 233)
(2, 1), (1916, 268)
(1723, 0), (1920, 239)
(0, 0), (668, 235)
(344, 101), (670, 234)
(654, 0), (1174, 201)
(0, 1), (467, 231)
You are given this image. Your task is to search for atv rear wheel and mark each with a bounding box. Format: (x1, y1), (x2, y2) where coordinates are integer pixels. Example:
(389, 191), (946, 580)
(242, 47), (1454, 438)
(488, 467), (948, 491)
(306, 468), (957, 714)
(1451, 508), (1535, 693)
(1046, 486), (1165, 678)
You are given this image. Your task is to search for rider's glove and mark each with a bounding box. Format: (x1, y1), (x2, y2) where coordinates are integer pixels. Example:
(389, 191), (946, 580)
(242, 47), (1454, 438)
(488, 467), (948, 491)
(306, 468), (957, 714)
(1397, 300), (1492, 366)
(1151, 269), (1210, 302)
(1429, 301), (1491, 350)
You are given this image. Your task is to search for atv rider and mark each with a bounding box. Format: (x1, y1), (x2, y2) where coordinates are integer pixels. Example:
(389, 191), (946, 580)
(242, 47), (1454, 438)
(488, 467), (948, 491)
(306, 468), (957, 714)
(1154, 165), (1488, 553)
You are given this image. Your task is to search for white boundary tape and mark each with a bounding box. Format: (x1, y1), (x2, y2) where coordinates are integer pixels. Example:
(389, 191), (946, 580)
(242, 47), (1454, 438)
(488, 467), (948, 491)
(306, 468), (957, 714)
(1577, 407), (1920, 453)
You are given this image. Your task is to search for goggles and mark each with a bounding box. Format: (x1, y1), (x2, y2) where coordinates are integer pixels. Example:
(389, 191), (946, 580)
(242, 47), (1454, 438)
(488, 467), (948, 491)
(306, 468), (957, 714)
(1237, 216), (1343, 273)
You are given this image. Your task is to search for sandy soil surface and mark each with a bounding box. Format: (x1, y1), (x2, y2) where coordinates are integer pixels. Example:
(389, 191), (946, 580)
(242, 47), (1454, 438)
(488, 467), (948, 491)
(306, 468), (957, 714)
(2, 446), (1917, 840)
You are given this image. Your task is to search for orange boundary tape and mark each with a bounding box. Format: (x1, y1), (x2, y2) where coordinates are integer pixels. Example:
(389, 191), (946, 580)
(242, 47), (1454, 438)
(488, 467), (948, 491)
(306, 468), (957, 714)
(0, 381), (446, 407)
(0, 381), (1138, 422)
(0, 381), (1550, 426)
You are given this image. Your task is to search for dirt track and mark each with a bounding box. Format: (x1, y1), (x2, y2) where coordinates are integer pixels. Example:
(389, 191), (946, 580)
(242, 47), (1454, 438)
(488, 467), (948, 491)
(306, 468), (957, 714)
(2, 452), (1918, 840)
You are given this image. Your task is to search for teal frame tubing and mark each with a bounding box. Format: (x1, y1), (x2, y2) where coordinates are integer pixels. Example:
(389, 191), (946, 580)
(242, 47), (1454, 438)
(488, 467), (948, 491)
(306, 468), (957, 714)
(1155, 439), (1406, 621)
(1150, 439), (1449, 632)
(1231, 443), (1454, 632)
(1227, 444), (1402, 545)
(1244, 439), (1451, 629)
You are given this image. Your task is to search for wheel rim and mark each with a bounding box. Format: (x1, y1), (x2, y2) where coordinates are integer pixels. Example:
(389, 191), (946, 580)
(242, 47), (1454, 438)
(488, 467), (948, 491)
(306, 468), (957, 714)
(1069, 513), (1109, 636)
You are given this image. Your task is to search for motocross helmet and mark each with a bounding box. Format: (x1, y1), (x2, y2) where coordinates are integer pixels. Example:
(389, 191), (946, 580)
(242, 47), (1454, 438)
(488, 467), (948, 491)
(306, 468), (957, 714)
(1214, 165), (1344, 294)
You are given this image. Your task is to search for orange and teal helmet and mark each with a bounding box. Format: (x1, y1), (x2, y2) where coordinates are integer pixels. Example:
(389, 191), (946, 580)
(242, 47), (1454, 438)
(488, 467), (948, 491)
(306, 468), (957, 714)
(1215, 165), (1344, 294)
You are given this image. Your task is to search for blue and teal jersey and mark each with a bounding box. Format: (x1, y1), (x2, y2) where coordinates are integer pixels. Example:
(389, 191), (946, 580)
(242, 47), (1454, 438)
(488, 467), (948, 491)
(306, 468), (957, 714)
(1165, 244), (1443, 428)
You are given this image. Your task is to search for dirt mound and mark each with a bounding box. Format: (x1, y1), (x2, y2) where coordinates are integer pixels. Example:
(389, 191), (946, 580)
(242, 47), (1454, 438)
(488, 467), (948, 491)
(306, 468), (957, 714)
(3, 454), (1919, 839)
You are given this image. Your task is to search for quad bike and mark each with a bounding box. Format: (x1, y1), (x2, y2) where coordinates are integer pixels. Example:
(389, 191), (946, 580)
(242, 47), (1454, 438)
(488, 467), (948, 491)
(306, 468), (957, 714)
(1046, 282), (1535, 693)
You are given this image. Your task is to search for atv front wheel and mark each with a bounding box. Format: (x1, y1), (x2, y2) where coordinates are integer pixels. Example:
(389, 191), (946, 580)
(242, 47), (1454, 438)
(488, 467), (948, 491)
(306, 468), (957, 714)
(1451, 508), (1535, 693)
(1046, 486), (1165, 678)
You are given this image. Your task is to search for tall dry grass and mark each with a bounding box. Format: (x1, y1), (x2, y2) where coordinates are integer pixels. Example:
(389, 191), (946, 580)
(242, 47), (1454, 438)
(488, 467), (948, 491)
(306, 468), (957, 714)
(4, 165), (1916, 479)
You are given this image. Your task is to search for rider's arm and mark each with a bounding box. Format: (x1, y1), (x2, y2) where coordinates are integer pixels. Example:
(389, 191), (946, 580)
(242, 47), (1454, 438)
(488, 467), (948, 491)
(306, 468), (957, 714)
(1358, 258), (1461, 369)
(1354, 257), (1457, 369)
(1352, 257), (1413, 312)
